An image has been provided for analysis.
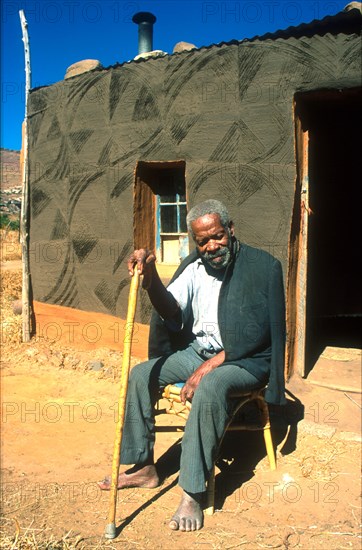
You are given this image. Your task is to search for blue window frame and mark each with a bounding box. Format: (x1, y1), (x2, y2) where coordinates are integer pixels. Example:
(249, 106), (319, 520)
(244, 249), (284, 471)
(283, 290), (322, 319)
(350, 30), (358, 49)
(156, 192), (188, 263)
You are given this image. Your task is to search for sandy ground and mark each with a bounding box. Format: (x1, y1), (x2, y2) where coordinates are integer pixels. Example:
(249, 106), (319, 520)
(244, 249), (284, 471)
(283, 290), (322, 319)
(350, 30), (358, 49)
(1, 263), (361, 549)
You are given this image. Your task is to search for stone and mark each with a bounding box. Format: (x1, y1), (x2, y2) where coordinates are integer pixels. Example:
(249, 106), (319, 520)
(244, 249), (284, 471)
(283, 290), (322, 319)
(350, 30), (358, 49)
(12, 299), (22, 315)
(87, 360), (104, 371)
(63, 355), (80, 369)
(133, 50), (167, 61)
(102, 367), (114, 378)
(25, 348), (39, 357)
(64, 59), (102, 80)
(343, 2), (362, 12)
(37, 353), (50, 365)
(49, 356), (63, 368)
(173, 41), (197, 53)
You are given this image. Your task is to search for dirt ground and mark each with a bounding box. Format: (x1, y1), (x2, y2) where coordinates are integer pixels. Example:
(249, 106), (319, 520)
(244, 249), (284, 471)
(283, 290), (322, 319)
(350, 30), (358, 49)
(1, 262), (361, 549)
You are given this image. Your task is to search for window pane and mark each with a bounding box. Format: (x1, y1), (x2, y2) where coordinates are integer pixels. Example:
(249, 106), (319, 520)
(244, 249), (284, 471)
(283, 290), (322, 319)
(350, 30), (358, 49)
(161, 205), (177, 232)
(162, 237), (180, 263)
(160, 193), (176, 203)
(179, 205), (187, 232)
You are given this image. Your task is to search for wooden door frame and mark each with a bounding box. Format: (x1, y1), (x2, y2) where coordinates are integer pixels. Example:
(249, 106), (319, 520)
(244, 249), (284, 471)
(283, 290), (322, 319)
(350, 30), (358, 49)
(286, 99), (310, 379)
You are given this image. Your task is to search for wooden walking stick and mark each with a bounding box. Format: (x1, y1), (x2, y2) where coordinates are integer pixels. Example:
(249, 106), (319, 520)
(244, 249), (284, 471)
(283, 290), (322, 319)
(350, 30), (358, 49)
(105, 266), (140, 539)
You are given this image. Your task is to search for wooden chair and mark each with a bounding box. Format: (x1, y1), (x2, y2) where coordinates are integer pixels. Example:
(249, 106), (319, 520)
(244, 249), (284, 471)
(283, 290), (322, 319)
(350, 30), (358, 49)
(160, 383), (276, 514)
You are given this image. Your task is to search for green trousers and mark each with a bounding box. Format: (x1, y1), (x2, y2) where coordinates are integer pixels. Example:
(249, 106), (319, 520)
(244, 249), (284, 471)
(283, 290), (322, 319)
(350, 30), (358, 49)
(120, 344), (266, 494)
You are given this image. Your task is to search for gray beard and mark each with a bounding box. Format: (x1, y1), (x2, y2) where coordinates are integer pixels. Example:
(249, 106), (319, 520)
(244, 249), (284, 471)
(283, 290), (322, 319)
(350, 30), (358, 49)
(202, 246), (231, 270)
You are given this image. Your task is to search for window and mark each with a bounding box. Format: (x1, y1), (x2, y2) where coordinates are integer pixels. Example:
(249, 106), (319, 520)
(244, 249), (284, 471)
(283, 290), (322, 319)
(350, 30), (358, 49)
(157, 191), (187, 264)
(134, 161), (188, 265)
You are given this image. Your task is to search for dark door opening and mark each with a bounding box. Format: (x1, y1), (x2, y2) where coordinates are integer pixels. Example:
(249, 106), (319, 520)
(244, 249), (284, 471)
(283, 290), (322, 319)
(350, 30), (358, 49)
(291, 89), (361, 377)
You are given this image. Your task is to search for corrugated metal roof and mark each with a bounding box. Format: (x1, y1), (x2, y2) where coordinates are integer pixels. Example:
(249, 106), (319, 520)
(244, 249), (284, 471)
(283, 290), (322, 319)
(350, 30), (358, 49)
(30, 5), (362, 88)
(127, 6), (361, 64)
(170, 6), (362, 55)
(241, 5), (361, 42)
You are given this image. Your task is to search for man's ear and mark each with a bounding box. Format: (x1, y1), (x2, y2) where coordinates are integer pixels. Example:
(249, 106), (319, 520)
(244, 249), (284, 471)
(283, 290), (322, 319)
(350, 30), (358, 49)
(229, 221), (235, 236)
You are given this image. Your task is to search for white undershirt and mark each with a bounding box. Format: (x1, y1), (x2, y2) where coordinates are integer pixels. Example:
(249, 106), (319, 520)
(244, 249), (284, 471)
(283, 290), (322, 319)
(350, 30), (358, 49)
(166, 259), (224, 352)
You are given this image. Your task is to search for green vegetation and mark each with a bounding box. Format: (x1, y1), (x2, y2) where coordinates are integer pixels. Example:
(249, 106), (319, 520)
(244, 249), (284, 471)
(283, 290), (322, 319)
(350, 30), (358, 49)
(0, 214), (20, 231)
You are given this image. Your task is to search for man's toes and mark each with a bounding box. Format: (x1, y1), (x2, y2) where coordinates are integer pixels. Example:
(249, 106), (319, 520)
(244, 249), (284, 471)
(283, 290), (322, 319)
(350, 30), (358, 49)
(178, 517), (193, 531)
(195, 518), (203, 531)
(169, 517), (179, 531)
(97, 477), (111, 490)
(178, 517), (187, 531)
(185, 518), (194, 532)
(169, 515), (202, 531)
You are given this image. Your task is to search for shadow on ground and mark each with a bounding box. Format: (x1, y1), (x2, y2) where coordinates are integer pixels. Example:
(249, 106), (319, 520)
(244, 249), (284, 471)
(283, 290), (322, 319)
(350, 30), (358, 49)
(152, 392), (306, 512)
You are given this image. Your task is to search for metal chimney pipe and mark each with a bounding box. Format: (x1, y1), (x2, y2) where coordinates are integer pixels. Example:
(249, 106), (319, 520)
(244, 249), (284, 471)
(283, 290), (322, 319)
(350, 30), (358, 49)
(132, 12), (157, 54)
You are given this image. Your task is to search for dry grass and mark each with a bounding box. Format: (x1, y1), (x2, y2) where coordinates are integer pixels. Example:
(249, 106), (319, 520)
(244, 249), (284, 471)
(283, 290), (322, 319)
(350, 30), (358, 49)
(0, 268), (22, 345)
(1, 269), (22, 297)
(0, 518), (118, 549)
(297, 437), (347, 482)
(1, 230), (21, 261)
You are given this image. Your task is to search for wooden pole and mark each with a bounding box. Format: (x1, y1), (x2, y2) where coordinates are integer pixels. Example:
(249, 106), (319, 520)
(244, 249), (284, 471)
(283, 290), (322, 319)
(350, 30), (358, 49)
(19, 10), (32, 342)
(105, 267), (140, 539)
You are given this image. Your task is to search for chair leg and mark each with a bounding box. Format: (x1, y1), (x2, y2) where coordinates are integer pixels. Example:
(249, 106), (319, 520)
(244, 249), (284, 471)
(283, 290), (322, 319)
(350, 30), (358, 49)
(255, 395), (276, 471)
(263, 422), (276, 471)
(205, 464), (215, 515)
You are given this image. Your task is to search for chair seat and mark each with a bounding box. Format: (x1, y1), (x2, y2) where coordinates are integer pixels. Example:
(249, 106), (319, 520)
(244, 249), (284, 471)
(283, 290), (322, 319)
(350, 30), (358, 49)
(160, 383), (276, 514)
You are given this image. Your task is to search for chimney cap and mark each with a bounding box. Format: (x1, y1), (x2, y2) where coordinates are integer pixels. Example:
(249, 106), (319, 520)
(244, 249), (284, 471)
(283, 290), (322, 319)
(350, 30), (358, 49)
(132, 12), (156, 25)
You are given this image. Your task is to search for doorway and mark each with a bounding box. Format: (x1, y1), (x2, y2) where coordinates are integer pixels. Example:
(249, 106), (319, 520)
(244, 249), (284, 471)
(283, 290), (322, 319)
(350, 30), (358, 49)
(288, 88), (361, 377)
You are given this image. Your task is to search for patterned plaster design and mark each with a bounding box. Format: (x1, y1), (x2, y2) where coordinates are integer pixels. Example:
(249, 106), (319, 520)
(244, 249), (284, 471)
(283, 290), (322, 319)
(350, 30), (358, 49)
(27, 32), (361, 318)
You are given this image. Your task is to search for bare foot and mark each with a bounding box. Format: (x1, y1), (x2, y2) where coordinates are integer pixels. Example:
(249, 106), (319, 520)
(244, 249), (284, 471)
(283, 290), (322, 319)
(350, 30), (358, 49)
(169, 491), (204, 531)
(97, 464), (159, 490)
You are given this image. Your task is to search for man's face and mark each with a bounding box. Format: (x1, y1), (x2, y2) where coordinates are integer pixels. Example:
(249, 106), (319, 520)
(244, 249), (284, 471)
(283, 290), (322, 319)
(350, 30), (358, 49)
(191, 213), (234, 270)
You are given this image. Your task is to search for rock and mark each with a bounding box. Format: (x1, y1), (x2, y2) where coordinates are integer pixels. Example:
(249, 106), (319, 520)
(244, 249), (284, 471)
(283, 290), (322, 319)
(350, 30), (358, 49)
(343, 2), (362, 13)
(25, 348), (39, 357)
(63, 355), (80, 369)
(64, 59), (102, 80)
(134, 50), (167, 61)
(36, 353), (50, 365)
(100, 367), (114, 379)
(173, 41), (197, 53)
(49, 354), (64, 368)
(87, 360), (104, 372)
(12, 299), (22, 315)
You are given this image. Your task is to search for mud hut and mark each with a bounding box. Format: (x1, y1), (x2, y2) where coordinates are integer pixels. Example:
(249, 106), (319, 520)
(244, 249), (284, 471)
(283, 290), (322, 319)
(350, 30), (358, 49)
(27, 6), (361, 376)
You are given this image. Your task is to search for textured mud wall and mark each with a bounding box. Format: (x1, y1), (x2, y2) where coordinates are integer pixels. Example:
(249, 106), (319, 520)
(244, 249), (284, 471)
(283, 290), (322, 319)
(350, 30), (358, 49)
(28, 32), (361, 322)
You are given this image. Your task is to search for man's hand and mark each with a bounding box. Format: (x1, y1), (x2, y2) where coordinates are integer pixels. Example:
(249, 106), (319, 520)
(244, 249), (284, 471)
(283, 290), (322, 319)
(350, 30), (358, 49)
(180, 351), (226, 404)
(128, 249), (156, 289)
(126, 248), (179, 318)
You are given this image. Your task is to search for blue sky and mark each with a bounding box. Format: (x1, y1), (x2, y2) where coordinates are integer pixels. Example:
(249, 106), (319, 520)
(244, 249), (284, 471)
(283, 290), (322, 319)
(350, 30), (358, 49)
(1, 0), (347, 151)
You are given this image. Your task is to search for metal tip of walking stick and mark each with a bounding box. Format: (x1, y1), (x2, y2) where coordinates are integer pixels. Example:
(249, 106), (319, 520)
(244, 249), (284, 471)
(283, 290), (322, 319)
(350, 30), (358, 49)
(104, 523), (117, 539)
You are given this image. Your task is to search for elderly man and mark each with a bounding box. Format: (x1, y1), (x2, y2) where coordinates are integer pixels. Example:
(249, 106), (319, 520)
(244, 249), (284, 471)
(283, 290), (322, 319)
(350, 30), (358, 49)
(99, 199), (286, 531)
